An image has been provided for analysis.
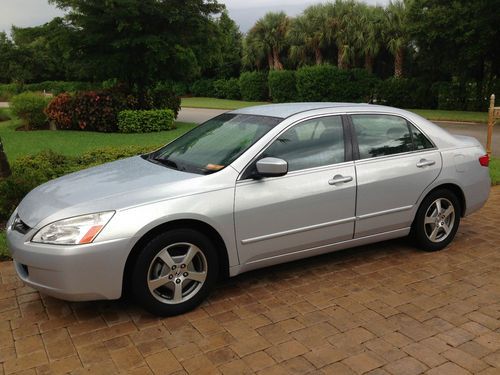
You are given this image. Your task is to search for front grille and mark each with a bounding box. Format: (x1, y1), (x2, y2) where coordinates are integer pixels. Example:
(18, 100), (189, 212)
(12, 215), (31, 235)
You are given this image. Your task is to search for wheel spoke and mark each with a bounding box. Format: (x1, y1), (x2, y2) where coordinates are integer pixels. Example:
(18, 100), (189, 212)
(182, 245), (200, 266)
(429, 226), (440, 241)
(173, 282), (183, 302)
(148, 276), (170, 291)
(158, 249), (176, 268)
(443, 206), (454, 218)
(442, 223), (450, 234)
(186, 271), (207, 283)
(435, 199), (442, 214)
(425, 216), (435, 225)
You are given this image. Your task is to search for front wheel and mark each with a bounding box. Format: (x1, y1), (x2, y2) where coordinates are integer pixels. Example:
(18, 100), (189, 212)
(131, 229), (219, 316)
(413, 189), (461, 252)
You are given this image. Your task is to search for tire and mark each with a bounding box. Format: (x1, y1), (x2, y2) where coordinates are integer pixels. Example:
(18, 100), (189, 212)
(131, 228), (219, 316)
(413, 189), (461, 252)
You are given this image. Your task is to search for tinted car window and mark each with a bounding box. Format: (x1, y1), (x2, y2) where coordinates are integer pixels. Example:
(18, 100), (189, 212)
(263, 116), (345, 172)
(149, 114), (282, 175)
(352, 115), (412, 159)
(411, 124), (434, 150)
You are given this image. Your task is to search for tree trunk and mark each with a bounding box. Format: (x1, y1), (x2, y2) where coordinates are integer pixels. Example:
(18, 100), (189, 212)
(315, 48), (323, 65)
(394, 47), (404, 78)
(365, 54), (374, 73)
(337, 45), (346, 69)
(267, 52), (274, 70)
(273, 47), (283, 70)
(0, 137), (11, 179)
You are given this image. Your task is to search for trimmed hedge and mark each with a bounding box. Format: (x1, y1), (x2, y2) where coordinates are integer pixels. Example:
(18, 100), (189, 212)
(0, 82), (96, 101)
(213, 78), (241, 100)
(191, 79), (216, 97)
(239, 72), (268, 101)
(118, 109), (175, 133)
(296, 65), (340, 102)
(0, 147), (156, 221)
(268, 70), (297, 103)
(10, 92), (51, 130)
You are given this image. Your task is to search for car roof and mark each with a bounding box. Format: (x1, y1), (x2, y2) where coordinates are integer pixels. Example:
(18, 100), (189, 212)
(230, 102), (379, 119)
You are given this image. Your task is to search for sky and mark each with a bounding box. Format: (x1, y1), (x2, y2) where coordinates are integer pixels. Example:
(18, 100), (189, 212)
(0, 0), (390, 35)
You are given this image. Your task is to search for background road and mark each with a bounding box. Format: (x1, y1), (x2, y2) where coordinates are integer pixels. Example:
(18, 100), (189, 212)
(178, 108), (500, 156)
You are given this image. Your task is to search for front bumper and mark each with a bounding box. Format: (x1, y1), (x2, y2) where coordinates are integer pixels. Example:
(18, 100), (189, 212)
(6, 225), (132, 301)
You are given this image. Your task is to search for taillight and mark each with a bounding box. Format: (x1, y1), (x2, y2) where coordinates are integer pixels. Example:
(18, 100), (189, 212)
(479, 154), (489, 167)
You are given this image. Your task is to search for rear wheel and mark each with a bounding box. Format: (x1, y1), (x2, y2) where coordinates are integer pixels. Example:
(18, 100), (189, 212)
(413, 189), (461, 251)
(131, 229), (218, 316)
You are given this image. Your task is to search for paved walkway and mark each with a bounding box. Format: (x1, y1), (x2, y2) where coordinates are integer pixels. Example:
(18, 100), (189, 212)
(0, 188), (499, 374)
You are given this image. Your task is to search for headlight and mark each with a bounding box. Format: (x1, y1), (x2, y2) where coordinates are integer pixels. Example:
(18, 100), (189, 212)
(32, 211), (115, 245)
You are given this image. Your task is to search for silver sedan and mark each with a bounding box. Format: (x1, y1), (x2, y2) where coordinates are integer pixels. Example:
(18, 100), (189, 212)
(6, 103), (490, 316)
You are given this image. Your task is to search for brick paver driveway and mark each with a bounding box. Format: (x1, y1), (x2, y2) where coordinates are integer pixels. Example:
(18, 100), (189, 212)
(0, 189), (499, 374)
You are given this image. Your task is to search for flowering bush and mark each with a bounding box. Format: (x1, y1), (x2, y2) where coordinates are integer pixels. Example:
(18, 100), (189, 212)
(45, 93), (74, 130)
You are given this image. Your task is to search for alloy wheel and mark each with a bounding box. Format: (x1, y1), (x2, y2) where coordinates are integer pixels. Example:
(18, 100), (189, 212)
(147, 242), (207, 304)
(424, 198), (455, 243)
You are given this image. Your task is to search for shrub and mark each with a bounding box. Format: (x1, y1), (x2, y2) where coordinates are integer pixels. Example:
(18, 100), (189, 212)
(213, 78), (241, 100)
(0, 110), (10, 122)
(239, 72), (268, 101)
(10, 92), (51, 130)
(268, 70), (297, 103)
(45, 93), (75, 129)
(0, 147), (156, 221)
(296, 65), (344, 102)
(25, 81), (95, 95)
(149, 84), (181, 118)
(191, 79), (216, 97)
(377, 78), (418, 108)
(341, 69), (380, 103)
(118, 109), (175, 133)
(0, 83), (22, 101)
(72, 91), (122, 132)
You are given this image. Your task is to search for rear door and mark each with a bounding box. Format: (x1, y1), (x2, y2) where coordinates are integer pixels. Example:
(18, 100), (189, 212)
(350, 114), (442, 238)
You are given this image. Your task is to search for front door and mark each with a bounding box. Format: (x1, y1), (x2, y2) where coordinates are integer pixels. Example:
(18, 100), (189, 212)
(234, 115), (357, 266)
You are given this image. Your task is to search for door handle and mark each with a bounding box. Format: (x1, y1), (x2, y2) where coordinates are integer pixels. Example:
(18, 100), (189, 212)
(328, 175), (353, 185)
(416, 159), (436, 168)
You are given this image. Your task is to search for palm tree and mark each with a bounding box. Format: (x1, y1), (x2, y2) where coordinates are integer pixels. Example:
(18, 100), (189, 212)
(325, 0), (361, 69)
(242, 33), (266, 70)
(287, 5), (331, 66)
(383, 0), (410, 78)
(358, 6), (385, 73)
(245, 12), (290, 70)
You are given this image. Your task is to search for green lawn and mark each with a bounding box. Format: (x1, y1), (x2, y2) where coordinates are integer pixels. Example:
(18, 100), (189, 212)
(407, 109), (487, 123)
(0, 231), (7, 260)
(181, 97), (487, 123)
(0, 109), (196, 161)
(181, 97), (268, 110)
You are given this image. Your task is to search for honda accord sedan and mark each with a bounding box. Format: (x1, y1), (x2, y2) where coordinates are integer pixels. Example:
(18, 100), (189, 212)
(6, 103), (490, 316)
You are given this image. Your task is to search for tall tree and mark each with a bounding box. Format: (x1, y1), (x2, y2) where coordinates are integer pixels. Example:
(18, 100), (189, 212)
(408, 0), (500, 85)
(244, 12), (290, 70)
(358, 5), (385, 73)
(325, 0), (361, 69)
(49, 0), (223, 102)
(383, 0), (410, 78)
(214, 11), (242, 78)
(287, 5), (332, 66)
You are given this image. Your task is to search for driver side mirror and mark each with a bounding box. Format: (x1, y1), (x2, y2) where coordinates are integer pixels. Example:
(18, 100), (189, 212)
(255, 157), (288, 178)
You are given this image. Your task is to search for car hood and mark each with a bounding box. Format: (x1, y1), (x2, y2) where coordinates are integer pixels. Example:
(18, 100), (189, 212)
(17, 156), (205, 228)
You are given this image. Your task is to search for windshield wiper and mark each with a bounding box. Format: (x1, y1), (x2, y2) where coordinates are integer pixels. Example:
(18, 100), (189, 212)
(149, 156), (179, 170)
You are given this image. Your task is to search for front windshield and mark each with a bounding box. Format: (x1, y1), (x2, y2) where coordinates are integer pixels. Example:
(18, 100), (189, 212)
(148, 113), (282, 175)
